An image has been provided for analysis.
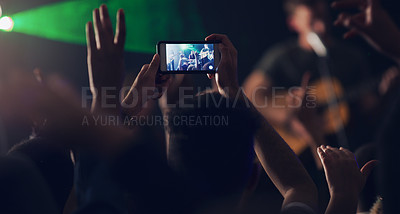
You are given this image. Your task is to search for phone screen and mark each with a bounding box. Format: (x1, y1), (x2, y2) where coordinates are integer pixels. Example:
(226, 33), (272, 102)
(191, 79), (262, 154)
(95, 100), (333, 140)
(158, 42), (220, 73)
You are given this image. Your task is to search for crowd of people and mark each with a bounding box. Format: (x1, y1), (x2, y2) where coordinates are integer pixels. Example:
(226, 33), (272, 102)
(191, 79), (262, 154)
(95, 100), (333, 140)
(0, 0), (399, 213)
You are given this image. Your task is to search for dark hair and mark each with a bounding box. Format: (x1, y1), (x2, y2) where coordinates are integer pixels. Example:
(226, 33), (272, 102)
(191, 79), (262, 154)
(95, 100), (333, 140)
(283, 0), (324, 15)
(167, 91), (260, 202)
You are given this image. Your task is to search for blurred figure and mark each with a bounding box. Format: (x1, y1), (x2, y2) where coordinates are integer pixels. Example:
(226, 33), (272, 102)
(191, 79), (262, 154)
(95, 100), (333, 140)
(333, 0), (400, 212)
(200, 44), (211, 68)
(244, 0), (374, 156)
(187, 50), (198, 70)
(178, 54), (189, 71)
(243, 0), (380, 212)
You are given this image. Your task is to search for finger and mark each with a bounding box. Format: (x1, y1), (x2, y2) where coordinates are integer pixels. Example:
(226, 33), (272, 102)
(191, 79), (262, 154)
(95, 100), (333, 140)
(339, 147), (352, 154)
(152, 88), (164, 100)
(344, 29), (359, 39)
(301, 72), (311, 89)
(352, 12), (367, 22)
(216, 35), (237, 62)
(216, 44), (233, 76)
(206, 34), (234, 49)
(86, 22), (97, 53)
(115, 9), (126, 49)
(156, 74), (171, 84)
(100, 4), (113, 36)
(219, 44), (232, 64)
(299, 72), (311, 97)
(326, 146), (341, 155)
(331, 0), (363, 9)
(344, 14), (368, 32)
(333, 13), (348, 26)
(206, 34), (237, 69)
(154, 77), (172, 99)
(336, 148), (350, 158)
(93, 8), (104, 49)
(207, 74), (215, 79)
(147, 54), (161, 76)
(360, 160), (379, 179)
(335, 12), (366, 27)
(323, 147), (339, 159)
(334, 12), (351, 26)
(33, 68), (43, 84)
(138, 64), (150, 77)
(155, 74), (169, 85)
(317, 147), (328, 161)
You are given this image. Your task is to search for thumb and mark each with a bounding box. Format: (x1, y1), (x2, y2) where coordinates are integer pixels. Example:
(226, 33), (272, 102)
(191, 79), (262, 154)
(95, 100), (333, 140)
(340, 13), (367, 32)
(344, 29), (359, 39)
(138, 64), (150, 77)
(147, 54), (160, 76)
(360, 160), (379, 180)
(218, 44), (231, 69)
(33, 68), (43, 84)
(347, 16), (367, 32)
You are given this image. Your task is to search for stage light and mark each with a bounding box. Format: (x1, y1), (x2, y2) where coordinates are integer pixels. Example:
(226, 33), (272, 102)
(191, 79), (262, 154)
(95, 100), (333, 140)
(0, 16), (14, 31)
(4, 0), (204, 53)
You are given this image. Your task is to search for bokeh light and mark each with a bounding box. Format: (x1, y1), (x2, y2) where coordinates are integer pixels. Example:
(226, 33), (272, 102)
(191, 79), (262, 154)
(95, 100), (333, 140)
(0, 16), (14, 32)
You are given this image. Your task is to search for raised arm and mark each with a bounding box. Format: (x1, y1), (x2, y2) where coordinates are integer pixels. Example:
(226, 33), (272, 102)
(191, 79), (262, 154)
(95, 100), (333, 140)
(122, 55), (171, 116)
(253, 112), (318, 211)
(206, 34), (318, 212)
(333, 0), (400, 65)
(86, 5), (170, 118)
(317, 146), (378, 214)
(86, 5), (126, 115)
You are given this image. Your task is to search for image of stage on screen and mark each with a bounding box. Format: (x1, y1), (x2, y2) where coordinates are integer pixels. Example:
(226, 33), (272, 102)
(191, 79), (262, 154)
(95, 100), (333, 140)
(166, 44), (215, 71)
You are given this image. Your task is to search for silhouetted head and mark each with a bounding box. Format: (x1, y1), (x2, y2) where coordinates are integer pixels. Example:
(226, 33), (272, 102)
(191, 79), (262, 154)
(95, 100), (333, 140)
(284, 0), (330, 35)
(167, 91), (259, 204)
(8, 137), (74, 213)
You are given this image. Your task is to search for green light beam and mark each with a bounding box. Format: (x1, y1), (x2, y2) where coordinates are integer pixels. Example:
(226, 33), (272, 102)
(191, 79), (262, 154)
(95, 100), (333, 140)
(9, 0), (205, 53)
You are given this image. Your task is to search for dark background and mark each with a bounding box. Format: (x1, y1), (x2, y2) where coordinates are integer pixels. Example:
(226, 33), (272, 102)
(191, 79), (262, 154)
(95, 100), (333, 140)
(1, 0), (400, 84)
(0, 0), (399, 148)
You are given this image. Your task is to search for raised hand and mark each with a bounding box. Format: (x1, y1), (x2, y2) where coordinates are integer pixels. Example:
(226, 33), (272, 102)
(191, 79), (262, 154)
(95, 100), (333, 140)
(332, 0), (400, 63)
(86, 5), (126, 113)
(317, 145), (378, 214)
(205, 34), (239, 98)
(122, 54), (171, 116)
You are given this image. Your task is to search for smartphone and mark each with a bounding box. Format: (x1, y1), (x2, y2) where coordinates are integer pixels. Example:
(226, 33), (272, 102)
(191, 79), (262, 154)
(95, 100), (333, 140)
(157, 41), (220, 74)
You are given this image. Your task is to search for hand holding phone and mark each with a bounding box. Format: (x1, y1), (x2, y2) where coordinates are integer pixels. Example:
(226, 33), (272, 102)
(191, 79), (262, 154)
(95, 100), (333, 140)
(205, 34), (239, 98)
(157, 34), (238, 98)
